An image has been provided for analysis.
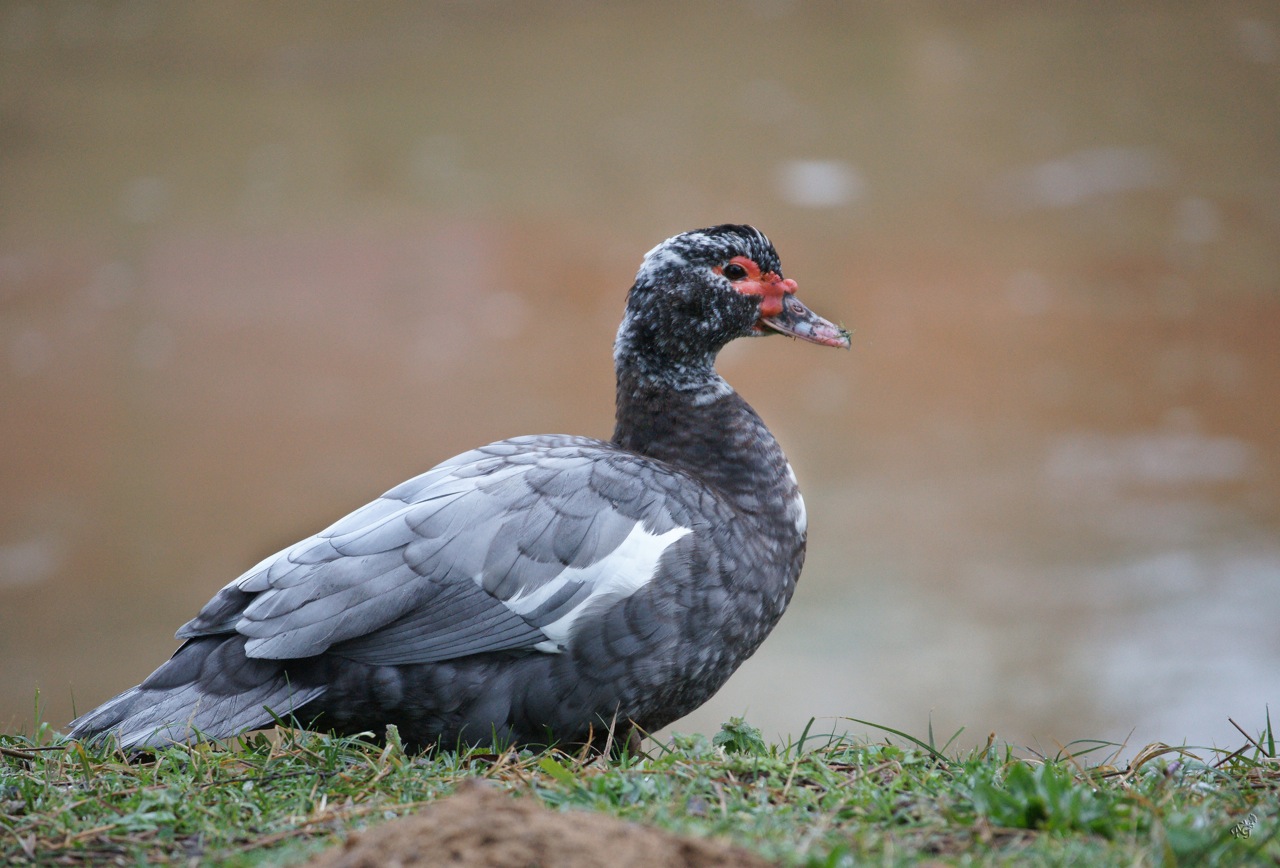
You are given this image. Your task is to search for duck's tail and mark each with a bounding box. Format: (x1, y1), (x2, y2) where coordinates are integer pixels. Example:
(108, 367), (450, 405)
(67, 635), (324, 750)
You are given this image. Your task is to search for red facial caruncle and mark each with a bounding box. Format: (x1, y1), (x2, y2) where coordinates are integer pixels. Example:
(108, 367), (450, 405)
(713, 255), (797, 319)
(715, 255), (851, 349)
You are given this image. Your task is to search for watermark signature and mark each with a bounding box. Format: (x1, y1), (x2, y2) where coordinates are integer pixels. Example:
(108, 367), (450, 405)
(1230, 813), (1258, 840)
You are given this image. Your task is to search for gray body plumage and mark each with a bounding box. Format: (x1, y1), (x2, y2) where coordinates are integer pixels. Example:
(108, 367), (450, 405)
(68, 224), (834, 752)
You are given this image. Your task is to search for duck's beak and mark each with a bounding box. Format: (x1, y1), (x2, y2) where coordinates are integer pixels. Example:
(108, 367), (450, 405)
(726, 258), (851, 349)
(757, 293), (851, 349)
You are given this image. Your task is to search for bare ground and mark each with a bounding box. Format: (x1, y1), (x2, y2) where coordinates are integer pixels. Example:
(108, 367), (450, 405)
(303, 779), (774, 868)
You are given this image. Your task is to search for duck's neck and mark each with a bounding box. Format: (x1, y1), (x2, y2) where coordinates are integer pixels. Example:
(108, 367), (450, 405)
(611, 365), (800, 529)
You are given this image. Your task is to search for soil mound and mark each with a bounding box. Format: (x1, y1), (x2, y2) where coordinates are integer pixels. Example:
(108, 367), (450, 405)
(303, 779), (772, 868)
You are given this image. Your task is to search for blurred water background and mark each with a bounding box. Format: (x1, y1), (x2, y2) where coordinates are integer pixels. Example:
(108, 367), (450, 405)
(2, 2), (1278, 755)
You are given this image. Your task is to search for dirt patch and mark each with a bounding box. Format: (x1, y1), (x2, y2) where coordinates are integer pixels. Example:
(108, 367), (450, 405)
(303, 779), (773, 868)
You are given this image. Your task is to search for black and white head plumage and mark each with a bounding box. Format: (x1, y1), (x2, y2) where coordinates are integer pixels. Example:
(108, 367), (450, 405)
(636, 224), (782, 287)
(615, 225), (786, 380)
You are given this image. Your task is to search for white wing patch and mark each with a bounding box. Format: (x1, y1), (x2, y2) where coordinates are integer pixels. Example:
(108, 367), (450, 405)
(783, 463), (806, 535)
(504, 522), (692, 652)
(787, 491), (807, 536)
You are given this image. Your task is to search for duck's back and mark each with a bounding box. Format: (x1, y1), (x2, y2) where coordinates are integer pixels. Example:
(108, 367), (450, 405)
(69, 430), (801, 750)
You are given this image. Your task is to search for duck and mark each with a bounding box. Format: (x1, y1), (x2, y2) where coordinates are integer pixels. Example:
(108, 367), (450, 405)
(68, 224), (850, 752)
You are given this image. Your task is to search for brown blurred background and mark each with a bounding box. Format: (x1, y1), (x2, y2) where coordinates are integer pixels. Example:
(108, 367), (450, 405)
(2, 2), (1278, 754)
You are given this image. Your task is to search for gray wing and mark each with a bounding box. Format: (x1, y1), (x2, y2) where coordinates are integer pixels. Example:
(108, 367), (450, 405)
(176, 435), (714, 666)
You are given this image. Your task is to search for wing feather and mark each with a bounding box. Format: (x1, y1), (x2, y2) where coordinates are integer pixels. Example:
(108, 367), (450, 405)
(175, 435), (701, 667)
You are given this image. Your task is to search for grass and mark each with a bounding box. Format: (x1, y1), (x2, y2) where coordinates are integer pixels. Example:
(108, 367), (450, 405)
(2, 711), (1277, 866)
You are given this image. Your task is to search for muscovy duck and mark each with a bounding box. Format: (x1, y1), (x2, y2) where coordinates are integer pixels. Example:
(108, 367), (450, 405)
(68, 224), (850, 752)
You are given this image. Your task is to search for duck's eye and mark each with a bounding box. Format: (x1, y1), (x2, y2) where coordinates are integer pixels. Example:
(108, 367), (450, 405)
(722, 263), (749, 280)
